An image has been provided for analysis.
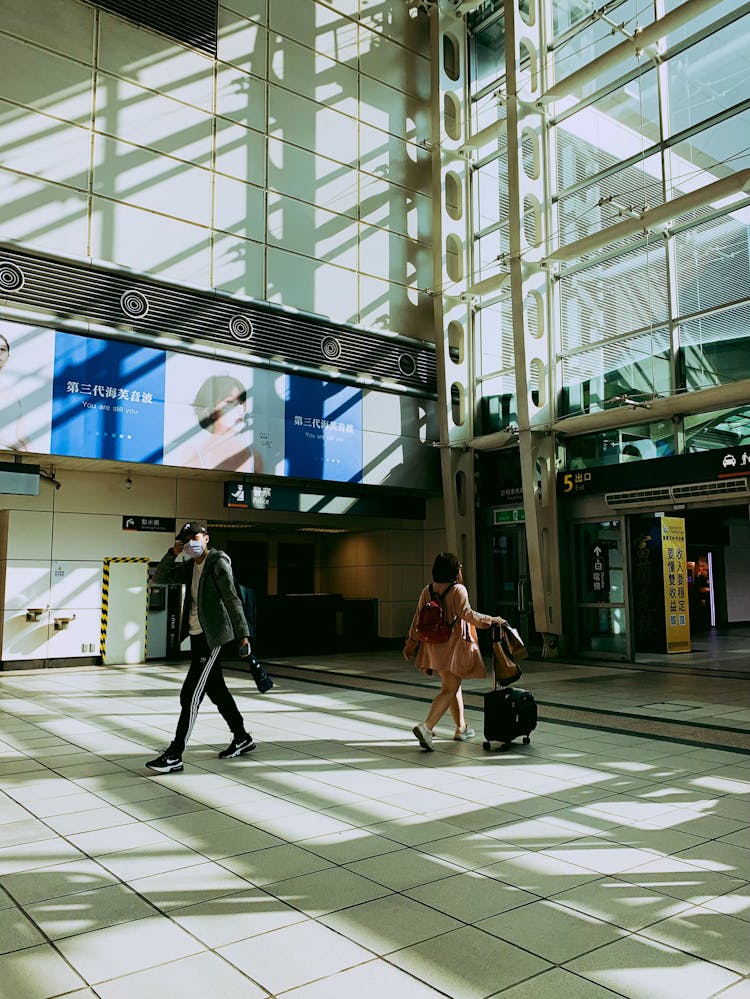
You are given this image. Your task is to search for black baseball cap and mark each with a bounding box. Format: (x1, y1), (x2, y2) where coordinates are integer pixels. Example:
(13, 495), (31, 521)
(176, 521), (208, 541)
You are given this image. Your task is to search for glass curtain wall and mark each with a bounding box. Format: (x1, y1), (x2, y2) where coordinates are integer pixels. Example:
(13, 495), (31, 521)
(469, 0), (750, 463)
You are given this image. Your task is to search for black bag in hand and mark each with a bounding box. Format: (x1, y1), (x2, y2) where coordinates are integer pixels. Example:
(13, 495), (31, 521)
(248, 653), (274, 694)
(234, 581), (273, 693)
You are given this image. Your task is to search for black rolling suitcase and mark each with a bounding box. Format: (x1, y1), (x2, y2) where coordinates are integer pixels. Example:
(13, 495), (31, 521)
(483, 686), (537, 752)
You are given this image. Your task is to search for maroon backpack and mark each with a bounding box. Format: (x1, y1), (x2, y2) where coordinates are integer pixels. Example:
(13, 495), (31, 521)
(416, 584), (456, 643)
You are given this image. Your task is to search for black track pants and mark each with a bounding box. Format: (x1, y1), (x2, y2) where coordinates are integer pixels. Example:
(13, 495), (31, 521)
(171, 633), (246, 755)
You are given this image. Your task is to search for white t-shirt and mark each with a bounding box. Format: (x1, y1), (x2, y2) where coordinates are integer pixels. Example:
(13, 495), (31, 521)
(188, 559), (206, 635)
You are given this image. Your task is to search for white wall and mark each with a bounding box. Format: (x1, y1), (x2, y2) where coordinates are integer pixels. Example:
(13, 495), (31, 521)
(0, 0), (434, 339)
(0, 465), (444, 662)
(0, 468), (186, 663)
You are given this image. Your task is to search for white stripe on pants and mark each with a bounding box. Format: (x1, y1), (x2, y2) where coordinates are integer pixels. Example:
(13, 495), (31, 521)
(181, 644), (221, 749)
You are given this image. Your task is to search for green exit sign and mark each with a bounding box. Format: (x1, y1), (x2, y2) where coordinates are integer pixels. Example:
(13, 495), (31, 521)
(493, 507), (525, 524)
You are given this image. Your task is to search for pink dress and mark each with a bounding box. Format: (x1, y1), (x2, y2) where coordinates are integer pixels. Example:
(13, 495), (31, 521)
(406, 583), (493, 680)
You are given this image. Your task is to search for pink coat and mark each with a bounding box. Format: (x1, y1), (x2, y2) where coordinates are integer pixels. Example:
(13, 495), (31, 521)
(405, 582), (494, 680)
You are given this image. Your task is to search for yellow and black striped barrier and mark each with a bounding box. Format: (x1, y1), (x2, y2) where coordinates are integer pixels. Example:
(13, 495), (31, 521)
(100, 556), (151, 665)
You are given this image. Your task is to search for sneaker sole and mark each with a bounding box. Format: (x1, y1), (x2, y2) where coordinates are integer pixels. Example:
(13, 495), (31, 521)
(146, 763), (184, 773)
(412, 725), (434, 751)
(453, 731), (476, 741)
(219, 741), (256, 759)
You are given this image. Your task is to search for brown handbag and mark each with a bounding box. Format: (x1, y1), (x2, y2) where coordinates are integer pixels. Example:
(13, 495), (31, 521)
(452, 621), (487, 679)
(492, 623), (523, 686)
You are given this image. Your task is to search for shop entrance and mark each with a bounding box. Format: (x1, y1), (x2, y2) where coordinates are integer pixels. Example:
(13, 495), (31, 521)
(687, 548), (719, 632)
(679, 506), (750, 634)
(569, 506), (750, 662)
(628, 507), (742, 642)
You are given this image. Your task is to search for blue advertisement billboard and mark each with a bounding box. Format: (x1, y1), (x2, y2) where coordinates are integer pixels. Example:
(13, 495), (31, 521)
(284, 376), (363, 483)
(51, 332), (166, 463)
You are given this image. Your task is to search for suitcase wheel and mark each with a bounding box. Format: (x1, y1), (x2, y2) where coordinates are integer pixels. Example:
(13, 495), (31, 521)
(482, 741), (491, 752)
(523, 736), (531, 745)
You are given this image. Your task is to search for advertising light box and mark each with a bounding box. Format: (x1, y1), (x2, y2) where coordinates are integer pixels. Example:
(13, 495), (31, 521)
(0, 320), (439, 490)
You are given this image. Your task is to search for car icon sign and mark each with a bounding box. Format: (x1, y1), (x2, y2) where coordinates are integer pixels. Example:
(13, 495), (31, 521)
(722, 454), (737, 468)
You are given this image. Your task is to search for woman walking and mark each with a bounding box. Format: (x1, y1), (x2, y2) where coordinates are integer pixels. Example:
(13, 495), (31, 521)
(404, 552), (504, 750)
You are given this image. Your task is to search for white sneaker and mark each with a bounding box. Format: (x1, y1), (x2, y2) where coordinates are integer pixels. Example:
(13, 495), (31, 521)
(413, 723), (434, 751)
(453, 726), (476, 741)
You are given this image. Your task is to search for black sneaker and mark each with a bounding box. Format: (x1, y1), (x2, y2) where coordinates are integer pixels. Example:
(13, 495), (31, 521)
(218, 734), (256, 759)
(146, 749), (183, 773)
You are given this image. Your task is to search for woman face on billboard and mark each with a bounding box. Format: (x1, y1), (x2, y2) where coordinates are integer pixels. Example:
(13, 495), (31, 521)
(194, 375), (247, 433)
(0, 333), (9, 370)
(207, 384), (247, 435)
(187, 373), (262, 473)
(0, 331), (30, 451)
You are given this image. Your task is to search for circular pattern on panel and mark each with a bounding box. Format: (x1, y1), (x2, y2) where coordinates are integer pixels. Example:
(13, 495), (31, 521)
(120, 289), (149, 319)
(398, 353), (417, 377)
(321, 336), (342, 361)
(228, 314), (254, 341)
(0, 261), (25, 293)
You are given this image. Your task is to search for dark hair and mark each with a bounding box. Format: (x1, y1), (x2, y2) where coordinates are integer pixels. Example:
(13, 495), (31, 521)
(0, 333), (9, 354)
(193, 375), (247, 430)
(432, 551), (460, 583)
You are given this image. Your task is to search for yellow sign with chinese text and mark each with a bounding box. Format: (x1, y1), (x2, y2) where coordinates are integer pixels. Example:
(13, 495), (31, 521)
(660, 516), (691, 653)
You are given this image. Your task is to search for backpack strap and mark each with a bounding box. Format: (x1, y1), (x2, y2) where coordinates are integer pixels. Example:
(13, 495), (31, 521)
(444, 581), (458, 629)
(430, 581), (458, 629)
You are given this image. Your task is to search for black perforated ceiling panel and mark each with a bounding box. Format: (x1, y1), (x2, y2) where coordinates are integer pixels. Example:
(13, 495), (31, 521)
(83, 0), (218, 57)
(0, 248), (437, 394)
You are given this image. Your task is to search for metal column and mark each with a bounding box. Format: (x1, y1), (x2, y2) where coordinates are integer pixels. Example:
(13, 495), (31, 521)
(503, 0), (563, 654)
(427, 5), (479, 587)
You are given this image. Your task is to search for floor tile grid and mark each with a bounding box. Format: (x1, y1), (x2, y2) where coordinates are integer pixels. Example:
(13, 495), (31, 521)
(4, 680), (750, 860)
(263, 650), (750, 726)
(0, 820), (748, 992)
(0, 752), (568, 999)
(1, 664), (750, 999)
(0, 789), (632, 999)
(0, 692), (324, 996)
(1, 696), (750, 852)
(0, 745), (292, 994)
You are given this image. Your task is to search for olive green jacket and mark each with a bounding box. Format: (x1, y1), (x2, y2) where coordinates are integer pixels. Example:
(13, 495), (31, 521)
(154, 547), (249, 651)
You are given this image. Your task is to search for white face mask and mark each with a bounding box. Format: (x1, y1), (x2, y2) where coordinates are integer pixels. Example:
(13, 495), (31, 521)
(183, 539), (205, 559)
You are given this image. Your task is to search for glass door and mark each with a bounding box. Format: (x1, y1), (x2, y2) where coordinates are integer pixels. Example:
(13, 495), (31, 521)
(572, 520), (630, 659)
(486, 525), (534, 641)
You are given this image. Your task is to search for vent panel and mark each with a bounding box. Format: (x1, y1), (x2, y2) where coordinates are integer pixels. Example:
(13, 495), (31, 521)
(673, 479), (750, 500)
(605, 478), (750, 508)
(0, 248), (437, 393)
(605, 486), (673, 508)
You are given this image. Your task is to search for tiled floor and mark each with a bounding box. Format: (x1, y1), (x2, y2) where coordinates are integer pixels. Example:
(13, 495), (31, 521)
(0, 660), (749, 999)
(265, 650), (750, 744)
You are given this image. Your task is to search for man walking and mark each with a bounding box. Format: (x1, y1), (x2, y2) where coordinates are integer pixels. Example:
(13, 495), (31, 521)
(146, 522), (255, 773)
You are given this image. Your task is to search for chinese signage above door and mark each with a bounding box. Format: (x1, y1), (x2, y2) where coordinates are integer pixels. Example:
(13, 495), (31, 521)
(122, 516), (176, 533)
(493, 508), (526, 524)
(558, 445), (750, 497)
(223, 481), (426, 519)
